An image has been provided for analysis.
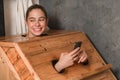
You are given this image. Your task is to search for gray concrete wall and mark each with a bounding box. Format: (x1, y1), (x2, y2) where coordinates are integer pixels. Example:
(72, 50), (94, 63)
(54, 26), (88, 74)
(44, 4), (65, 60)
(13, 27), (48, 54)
(40, 0), (120, 79)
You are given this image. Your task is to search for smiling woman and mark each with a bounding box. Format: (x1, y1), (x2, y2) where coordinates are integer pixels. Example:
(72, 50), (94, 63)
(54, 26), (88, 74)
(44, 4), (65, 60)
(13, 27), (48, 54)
(3, 0), (39, 36)
(25, 4), (48, 37)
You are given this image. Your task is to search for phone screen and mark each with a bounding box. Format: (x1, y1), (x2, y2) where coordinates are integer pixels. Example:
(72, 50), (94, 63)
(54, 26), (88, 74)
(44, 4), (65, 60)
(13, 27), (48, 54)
(74, 41), (82, 49)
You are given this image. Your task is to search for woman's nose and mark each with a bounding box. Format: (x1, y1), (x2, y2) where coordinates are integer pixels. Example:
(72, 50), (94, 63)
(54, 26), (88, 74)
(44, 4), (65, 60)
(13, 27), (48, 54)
(35, 21), (40, 26)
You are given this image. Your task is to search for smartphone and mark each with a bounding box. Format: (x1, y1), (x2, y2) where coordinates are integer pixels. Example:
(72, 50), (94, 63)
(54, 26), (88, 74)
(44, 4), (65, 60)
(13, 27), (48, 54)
(74, 41), (82, 49)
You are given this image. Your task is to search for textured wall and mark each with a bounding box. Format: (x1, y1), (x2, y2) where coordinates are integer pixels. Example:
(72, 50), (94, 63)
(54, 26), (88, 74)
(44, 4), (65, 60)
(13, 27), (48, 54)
(40, 0), (120, 79)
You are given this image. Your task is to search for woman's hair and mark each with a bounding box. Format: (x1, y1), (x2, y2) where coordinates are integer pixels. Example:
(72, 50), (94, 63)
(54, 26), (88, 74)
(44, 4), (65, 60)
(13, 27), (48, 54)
(26, 4), (47, 20)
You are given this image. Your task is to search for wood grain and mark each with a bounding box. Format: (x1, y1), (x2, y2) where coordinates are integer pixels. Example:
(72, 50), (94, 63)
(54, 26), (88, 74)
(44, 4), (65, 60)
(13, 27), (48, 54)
(0, 30), (117, 80)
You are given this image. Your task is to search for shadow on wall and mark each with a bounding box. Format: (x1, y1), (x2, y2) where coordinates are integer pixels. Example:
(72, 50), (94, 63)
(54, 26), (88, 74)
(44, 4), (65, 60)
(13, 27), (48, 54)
(48, 15), (62, 30)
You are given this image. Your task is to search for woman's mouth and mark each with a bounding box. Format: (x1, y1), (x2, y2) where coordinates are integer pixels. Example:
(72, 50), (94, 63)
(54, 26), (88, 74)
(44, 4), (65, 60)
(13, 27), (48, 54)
(33, 28), (42, 32)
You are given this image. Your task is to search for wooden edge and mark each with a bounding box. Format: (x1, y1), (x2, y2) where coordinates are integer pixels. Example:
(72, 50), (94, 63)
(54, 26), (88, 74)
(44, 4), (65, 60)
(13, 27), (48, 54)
(84, 33), (106, 64)
(14, 43), (40, 80)
(83, 33), (110, 65)
(18, 31), (84, 44)
(80, 64), (112, 79)
(0, 42), (14, 47)
(83, 33), (117, 79)
(0, 47), (20, 80)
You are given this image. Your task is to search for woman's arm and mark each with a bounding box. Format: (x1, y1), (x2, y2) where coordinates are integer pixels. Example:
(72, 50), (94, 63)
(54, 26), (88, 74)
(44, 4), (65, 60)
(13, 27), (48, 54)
(54, 47), (88, 73)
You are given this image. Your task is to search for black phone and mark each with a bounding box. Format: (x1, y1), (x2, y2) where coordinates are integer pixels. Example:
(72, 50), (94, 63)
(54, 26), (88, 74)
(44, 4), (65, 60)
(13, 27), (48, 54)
(74, 41), (89, 65)
(74, 41), (82, 49)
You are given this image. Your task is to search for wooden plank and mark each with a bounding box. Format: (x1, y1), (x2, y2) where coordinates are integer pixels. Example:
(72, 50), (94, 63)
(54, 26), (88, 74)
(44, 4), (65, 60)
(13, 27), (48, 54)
(14, 43), (40, 80)
(0, 46), (34, 80)
(0, 42), (14, 47)
(0, 30), (117, 80)
(16, 32), (116, 80)
(0, 47), (20, 80)
(80, 64), (112, 79)
(17, 32), (84, 55)
(0, 57), (17, 80)
(27, 45), (113, 80)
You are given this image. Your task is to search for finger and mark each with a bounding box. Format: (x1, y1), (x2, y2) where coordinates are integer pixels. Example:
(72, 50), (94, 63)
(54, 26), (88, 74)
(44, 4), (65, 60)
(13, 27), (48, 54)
(79, 50), (87, 57)
(78, 50), (83, 56)
(78, 56), (84, 63)
(78, 54), (86, 63)
(72, 49), (81, 58)
(80, 56), (87, 62)
(69, 47), (80, 56)
(78, 55), (87, 63)
(73, 56), (79, 61)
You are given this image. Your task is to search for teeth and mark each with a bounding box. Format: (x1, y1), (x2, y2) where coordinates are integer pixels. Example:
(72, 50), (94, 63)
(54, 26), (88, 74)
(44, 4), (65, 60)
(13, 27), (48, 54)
(33, 29), (41, 32)
(33, 28), (41, 32)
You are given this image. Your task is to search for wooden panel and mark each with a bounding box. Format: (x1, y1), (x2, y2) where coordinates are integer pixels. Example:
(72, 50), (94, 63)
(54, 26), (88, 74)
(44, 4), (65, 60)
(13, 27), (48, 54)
(0, 30), (117, 80)
(17, 31), (116, 80)
(0, 47), (20, 80)
(0, 47), (34, 80)
(0, 58), (17, 80)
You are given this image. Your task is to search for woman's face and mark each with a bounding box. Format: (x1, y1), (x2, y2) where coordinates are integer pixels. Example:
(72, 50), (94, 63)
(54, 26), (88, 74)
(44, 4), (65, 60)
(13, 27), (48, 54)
(26, 9), (48, 37)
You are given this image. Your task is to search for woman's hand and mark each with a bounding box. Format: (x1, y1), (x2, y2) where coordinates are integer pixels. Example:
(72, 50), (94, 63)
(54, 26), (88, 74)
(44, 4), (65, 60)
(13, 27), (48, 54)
(54, 47), (81, 72)
(54, 47), (88, 72)
(77, 50), (88, 63)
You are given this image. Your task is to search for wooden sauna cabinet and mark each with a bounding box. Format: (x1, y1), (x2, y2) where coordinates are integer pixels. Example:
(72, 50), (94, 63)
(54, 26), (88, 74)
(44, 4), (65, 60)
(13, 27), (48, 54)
(0, 30), (117, 80)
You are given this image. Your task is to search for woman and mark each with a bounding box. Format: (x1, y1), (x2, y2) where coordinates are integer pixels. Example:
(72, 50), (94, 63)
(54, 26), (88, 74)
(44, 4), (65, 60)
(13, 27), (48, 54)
(25, 4), (88, 73)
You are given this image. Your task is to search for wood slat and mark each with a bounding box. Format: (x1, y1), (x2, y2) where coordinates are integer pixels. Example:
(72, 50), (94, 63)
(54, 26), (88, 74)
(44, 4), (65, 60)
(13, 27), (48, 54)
(0, 42), (14, 47)
(80, 64), (112, 79)
(0, 47), (20, 80)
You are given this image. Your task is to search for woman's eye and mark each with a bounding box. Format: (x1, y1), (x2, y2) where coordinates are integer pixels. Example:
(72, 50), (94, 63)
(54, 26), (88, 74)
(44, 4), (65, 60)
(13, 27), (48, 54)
(30, 20), (35, 22)
(39, 18), (45, 21)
